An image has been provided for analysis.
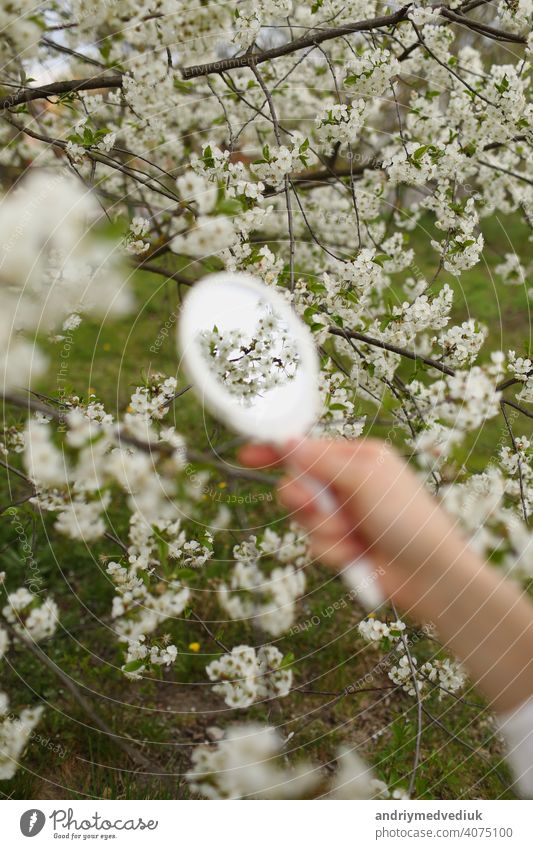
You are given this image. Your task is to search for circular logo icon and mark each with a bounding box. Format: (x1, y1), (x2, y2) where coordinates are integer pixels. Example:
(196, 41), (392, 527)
(20, 810), (46, 837)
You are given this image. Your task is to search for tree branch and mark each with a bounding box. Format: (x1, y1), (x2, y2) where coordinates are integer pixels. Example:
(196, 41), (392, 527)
(181, 7), (411, 79)
(500, 401), (529, 524)
(2, 392), (277, 486)
(328, 326), (456, 377)
(501, 398), (533, 421)
(181, 3), (527, 80)
(0, 75), (123, 111)
(135, 261), (195, 287)
(440, 8), (528, 44)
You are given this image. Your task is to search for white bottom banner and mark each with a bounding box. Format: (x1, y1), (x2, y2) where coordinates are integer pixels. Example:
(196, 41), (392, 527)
(1, 800), (531, 849)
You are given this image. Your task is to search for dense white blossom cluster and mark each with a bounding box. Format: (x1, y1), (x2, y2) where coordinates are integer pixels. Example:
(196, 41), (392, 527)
(218, 532), (308, 636)
(199, 307), (300, 404)
(441, 465), (533, 576)
(121, 635), (178, 680)
(2, 588), (59, 644)
(358, 617), (407, 643)
(388, 654), (466, 698)
(344, 48), (400, 97)
(206, 645), (292, 708)
(0, 706), (44, 781)
(0, 173), (131, 390)
(17, 381), (216, 675)
(315, 100), (367, 150)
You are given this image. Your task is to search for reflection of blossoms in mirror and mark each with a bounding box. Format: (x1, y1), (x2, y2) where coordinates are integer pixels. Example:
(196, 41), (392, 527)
(198, 304), (300, 406)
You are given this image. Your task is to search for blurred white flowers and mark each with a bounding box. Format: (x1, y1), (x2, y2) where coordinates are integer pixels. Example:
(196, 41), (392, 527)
(187, 722), (408, 800)
(0, 171), (131, 390)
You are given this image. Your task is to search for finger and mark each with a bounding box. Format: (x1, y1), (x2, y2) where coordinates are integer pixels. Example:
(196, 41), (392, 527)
(282, 437), (393, 495)
(278, 477), (359, 538)
(307, 531), (364, 571)
(277, 476), (318, 513)
(238, 444), (281, 468)
(279, 480), (367, 553)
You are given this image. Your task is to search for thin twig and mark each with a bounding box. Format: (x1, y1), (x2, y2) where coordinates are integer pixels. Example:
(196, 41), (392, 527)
(135, 261), (195, 287)
(0, 457), (34, 486)
(440, 8), (527, 44)
(188, 610), (229, 653)
(422, 705), (510, 789)
(500, 401), (529, 524)
(394, 602), (423, 798)
(250, 61), (296, 291)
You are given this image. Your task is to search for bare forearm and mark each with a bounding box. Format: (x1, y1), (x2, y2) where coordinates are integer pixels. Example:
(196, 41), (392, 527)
(414, 551), (533, 714)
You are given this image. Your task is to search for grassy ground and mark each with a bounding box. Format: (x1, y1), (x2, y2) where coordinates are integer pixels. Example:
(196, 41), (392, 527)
(0, 211), (530, 800)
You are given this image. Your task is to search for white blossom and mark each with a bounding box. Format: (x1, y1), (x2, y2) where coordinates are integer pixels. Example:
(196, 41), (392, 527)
(206, 645), (292, 708)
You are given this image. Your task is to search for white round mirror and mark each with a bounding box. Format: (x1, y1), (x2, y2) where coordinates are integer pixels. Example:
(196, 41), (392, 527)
(177, 271), (383, 611)
(177, 272), (321, 442)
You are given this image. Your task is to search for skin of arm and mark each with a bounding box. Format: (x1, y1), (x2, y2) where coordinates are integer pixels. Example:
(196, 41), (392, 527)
(239, 438), (533, 715)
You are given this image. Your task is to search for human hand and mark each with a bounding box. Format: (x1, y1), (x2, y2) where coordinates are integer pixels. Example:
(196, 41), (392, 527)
(240, 437), (472, 616)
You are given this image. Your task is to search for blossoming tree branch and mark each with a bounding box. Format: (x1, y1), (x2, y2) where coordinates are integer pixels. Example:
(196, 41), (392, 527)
(0, 0), (531, 798)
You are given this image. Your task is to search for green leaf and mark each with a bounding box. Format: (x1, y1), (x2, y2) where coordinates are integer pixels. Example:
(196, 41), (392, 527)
(412, 145), (430, 162)
(462, 142), (477, 157)
(174, 79), (194, 94)
(340, 288), (358, 304)
(215, 197), (243, 216)
(303, 305), (322, 320)
(99, 40), (111, 61)
(307, 281), (327, 295)
(280, 651), (295, 669)
(495, 74), (509, 95)
(123, 659), (145, 673)
(157, 537), (169, 567)
(202, 145), (215, 170)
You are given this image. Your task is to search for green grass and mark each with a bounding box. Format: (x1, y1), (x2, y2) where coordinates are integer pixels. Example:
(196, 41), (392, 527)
(0, 212), (530, 800)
